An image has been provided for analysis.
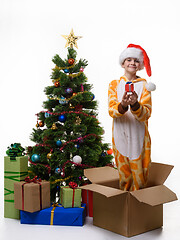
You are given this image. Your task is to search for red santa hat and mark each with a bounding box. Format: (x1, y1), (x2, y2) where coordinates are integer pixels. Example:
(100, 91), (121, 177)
(119, 44), (156, 91)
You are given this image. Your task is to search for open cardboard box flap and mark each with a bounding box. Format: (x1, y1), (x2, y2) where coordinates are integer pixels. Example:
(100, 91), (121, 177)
(84, 166), (119, 184)
(80, 184), (177, 205)
(147, 162), (174, 186)
(84, 162), (174, 186)
(81, 162), (177, 204)
(80, 183), (125, 198)
(131, 185), (177, 206)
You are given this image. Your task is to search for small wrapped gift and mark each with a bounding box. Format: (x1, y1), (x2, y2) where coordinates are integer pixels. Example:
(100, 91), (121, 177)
(60, 182), (81, 208)
(4, 143), (28, 219)
(125, 81), (134, 92)
(82, 189), (93, 217)
(14, 176), (50, 213)
(20, 203), (86, 226)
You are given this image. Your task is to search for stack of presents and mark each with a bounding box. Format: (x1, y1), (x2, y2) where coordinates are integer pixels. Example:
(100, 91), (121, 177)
(4, 144), (92, 227)
(4, 144), (177, 237)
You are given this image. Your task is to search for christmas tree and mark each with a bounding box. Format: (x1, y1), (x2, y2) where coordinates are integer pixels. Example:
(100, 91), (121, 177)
(27, 29), (113, 202)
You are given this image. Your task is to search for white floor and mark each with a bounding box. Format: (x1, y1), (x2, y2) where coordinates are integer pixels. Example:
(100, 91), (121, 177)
(0, 201), (180, 240)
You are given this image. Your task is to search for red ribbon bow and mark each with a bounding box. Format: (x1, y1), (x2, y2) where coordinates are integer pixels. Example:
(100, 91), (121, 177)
(25, 176), (42, 183)
(69, 182), (78, 189)
(68, 182), (78, 208)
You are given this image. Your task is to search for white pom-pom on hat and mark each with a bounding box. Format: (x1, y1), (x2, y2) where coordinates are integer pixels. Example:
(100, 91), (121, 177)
(145, 82), (156, 91)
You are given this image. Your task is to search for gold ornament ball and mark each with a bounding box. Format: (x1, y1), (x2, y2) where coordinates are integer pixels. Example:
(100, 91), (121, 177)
(47, 153), (52, 159)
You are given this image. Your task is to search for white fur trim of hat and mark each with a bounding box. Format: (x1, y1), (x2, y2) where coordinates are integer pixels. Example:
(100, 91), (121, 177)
(119, 47), (144, 70)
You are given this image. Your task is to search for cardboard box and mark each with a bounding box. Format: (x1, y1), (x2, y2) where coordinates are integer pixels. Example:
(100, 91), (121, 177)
(14, 180), (50, 213)
(80, 162), (177, 237)
(20, 203), (86, 226)
(4, 156), (28, 219)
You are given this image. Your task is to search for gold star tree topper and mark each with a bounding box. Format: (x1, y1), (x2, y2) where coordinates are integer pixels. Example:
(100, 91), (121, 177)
(62, 29), (82, 49)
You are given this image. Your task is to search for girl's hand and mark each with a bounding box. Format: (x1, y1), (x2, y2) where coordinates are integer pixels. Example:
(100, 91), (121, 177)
(129, 91), (138, 105)
(121, 92), (129, 108)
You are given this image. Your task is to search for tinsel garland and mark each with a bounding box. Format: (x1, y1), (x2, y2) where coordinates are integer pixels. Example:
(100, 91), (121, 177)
(59, 133), (98, 151)
(28, 157), (95, 183)
(50, 176), (72, 185)
(53, 64), (76, 71)
(35, 133), (99, 152)
(28, 170), (72, 185)
(37, 110), (96, 119)
(48, 91), (89, 101)
(28, 158), (51, 174)
(35, 143), (51, 148)
(62, 160), (94, 173)
(52, 78), (61, 83)
(60, 111), (96, 118)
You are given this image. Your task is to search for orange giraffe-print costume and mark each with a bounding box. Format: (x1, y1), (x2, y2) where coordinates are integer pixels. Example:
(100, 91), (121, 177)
(108, 76), (152, 191)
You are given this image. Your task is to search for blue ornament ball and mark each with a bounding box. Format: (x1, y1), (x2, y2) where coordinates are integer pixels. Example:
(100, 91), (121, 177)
(31, 154), (40, 163)
(101, 152), (106, 157)
(45, 112), (50, 118)
(56, 140), (62, 147)
(58, 114), (67, 123)
(64, 69), (69, 73)
(59, 96), (68, 105)
(55, 168), (61, 174)
(75, 144), (80, 149)
(91, 94), (95, 100)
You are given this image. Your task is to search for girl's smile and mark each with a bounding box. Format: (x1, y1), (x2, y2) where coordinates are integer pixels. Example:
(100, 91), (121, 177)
(122, 58), (140, 72)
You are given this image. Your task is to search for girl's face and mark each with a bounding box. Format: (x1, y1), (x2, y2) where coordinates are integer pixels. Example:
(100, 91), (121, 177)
(122, 58), (141, 74)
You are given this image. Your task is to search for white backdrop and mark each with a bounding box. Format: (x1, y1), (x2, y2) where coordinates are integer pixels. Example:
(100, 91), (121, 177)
(0, 0), (180, 239)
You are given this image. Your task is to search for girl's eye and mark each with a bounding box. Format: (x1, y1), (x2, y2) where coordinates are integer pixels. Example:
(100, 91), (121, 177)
(135, 59), (140, 63)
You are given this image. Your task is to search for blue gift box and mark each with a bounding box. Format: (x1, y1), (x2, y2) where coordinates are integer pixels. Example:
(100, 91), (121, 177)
(20, 203), (86, 226)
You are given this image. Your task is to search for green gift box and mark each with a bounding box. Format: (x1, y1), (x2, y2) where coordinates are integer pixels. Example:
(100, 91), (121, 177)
(4, 156), (28, 219)
(60, 185), (81, 208)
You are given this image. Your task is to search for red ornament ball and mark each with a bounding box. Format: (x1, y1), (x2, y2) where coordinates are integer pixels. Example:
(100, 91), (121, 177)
(107, 149), (113, 155)
(54, 81), (60, 87)
(39, 121), (44, 127)
(68, 58), (75, 65)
